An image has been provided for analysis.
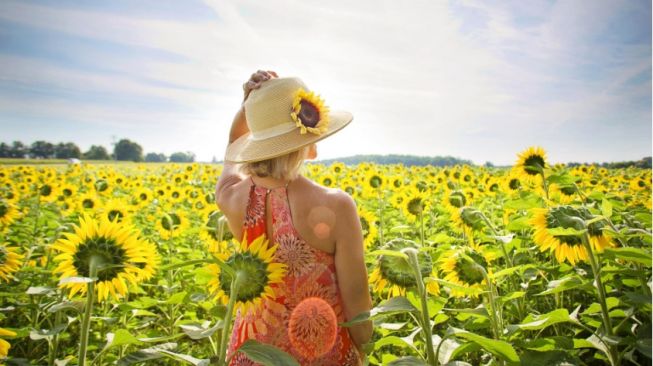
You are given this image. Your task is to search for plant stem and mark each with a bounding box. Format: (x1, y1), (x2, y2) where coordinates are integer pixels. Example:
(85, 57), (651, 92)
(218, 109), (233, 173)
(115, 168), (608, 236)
(405, 250), (436, 366)
(217, 271), (244, 366)
(582, 233), (613, 336)
(78, 256), (100, 366)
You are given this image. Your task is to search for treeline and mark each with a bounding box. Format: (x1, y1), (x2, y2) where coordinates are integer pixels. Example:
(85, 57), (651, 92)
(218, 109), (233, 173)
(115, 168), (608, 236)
(319, 154), (475, 167)
(0, 139), (196, 163)
(567, 156), (652, 169)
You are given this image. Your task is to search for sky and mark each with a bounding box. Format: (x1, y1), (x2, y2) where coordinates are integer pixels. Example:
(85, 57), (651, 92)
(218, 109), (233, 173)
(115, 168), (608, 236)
(0, 0), (651, 165)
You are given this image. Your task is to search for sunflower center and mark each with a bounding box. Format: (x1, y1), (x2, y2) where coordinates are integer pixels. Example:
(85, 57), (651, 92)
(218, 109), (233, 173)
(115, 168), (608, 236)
(219, 252), (269, 302)
(63, 188), (73, 197)
(0, 246), (7, 264)
(407, 198), (423, 216)
(139, 193), (148, 201)
(108, 210), (124, 222)
(0, 201), (7, 218)
(360, 217), (370, 239)
(82, 198), (95, 209)
(39, 185), (52, 197)
(508, 178), (521, 190)
(524, 155), (545, 175)
(369, 175), (382, 188)
(560, 185), (576, 196)
(73, 237), (127, 281)
(323, 178), (332, 186)
(161, 213), (181, 231)
(95, 179), (109, 192)
(489, 183), (499, 192)
(298, 100), (320, 128)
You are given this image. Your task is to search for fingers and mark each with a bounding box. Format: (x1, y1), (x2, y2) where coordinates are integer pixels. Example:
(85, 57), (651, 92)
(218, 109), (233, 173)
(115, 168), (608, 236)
(243, 69), (278, 101)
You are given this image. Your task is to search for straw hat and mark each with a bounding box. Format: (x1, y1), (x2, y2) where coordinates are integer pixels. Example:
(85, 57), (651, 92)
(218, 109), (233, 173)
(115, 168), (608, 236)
(225, 77), (353, 163)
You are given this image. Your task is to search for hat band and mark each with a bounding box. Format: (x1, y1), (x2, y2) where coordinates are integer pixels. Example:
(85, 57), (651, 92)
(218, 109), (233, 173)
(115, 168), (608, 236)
(250, 122), (297, 141)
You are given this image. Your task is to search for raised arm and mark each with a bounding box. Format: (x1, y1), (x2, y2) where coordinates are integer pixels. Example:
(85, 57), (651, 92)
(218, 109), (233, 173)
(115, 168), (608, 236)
(215, 70), (277, 207)
(333, 192), (373, 356)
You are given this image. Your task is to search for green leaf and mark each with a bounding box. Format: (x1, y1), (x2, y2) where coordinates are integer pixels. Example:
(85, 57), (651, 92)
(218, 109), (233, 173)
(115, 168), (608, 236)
(582, 297), (620, 315)
(546, 227), (586, 236)
(537, 276), (589, 296)
(523, 337), (573, 352)
(26, 286), (55, 295)
(236, 339), (299, 366)
(546, 173), (580, 185)
(498, 291), (526, 304)
(104, 329), (142, 350)
(179, 322), (223, 340)
(387, 356), (428, 365)
(432, 334), (462, 364)
(368, 249), (409, 260)
(519, 350), (579, 366)
(603, 247), (652, 267)
(601, 199), (613, 218)
(163, 291), (188, 305)
(158, 350), (209, 365)
(340, 296), (417, 327)
(447, 327), (520, 364)
(507, 309), (574, 333)
(117, 343), (178, 366)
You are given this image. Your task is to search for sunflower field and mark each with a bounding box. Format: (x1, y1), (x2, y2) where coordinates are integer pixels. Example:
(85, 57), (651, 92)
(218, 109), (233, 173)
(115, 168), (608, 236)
(0, 146), (651, 366)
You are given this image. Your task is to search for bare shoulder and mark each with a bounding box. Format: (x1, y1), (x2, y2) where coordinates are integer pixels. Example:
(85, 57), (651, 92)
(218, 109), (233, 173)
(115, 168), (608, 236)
(299, 176), (357, 213)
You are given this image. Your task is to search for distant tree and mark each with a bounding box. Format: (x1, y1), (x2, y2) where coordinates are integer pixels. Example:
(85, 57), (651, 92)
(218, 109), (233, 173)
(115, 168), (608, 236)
(54, 142), (81, 159)
(30, 140), (55, 159)
(169, 151), (195, 163)
(484, 161), (494, 168)
(145, 152), (167, 162)
(83, 145), (111, 160)
(114, 139), (143, 162)
(9, 141), (27, 158)
(0, 143), (10, 158)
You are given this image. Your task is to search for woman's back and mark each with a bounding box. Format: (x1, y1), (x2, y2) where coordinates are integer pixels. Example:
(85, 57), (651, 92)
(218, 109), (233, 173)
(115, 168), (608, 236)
(222, 175), (362, 365)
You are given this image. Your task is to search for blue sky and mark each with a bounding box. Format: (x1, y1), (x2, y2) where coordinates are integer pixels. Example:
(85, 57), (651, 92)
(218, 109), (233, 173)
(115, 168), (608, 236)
(0, 0), (650, 165)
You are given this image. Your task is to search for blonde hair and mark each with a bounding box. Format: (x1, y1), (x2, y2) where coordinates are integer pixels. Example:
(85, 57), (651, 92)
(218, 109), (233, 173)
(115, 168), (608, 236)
(240, 145), (312, 181)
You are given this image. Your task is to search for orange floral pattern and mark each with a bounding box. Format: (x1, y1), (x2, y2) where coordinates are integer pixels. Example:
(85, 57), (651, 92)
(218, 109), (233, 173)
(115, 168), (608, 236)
(226, 181), (361, 365)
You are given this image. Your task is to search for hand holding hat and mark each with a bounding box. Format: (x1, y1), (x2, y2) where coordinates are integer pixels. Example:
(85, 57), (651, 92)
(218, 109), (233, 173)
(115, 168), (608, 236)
(226, 70), (353, 163)
(243, 70), (278, 102)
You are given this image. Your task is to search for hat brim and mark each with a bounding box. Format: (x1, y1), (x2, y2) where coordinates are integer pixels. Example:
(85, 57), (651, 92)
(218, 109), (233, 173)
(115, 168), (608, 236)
(225, 110), (353, 163)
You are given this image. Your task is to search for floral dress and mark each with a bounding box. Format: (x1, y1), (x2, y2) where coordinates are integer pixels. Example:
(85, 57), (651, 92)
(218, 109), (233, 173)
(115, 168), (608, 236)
(226, 179), (362, 365)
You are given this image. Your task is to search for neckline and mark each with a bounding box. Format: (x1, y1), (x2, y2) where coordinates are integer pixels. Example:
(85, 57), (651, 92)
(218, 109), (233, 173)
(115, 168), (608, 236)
(249, 176), (291, 191)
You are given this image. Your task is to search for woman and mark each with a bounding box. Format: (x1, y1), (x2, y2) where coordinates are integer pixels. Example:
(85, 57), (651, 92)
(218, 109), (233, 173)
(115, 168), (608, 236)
(215, 70), (373, 365)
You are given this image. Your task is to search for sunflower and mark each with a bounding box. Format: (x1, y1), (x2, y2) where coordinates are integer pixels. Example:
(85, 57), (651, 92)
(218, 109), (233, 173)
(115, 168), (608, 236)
(501, 170), (523, 194)
(51, 214), (154, 302)
(155, 209), (189, 240)
(442, 189), (469, 212)
(358, 207), (379, 249)
(77, 193), (101, 212)
(0, 199), (19, 228)
(133, 188), (153, 207)
(401, 188), (429, 223)
(0, 244), (23, 282)
(450, 206), (484, 245)
(530, 205), (614, 266)
(290, 88), (330, 135)
(99, 199), (131, 224)
(0, 327), (16, 358)
(512, 146), (548, 185)
(439, 246), (492, 298)
(37, 181), (59, 202)
(364, 169), (386, 190)
(319, 173), (336, 188)
(369, 239), (439, 298)
(206, 234), (286, 317)
(549, 183), (577, 204)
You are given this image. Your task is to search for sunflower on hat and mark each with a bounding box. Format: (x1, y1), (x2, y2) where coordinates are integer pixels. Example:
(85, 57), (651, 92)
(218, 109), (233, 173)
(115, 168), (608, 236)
(290, 88), (330, 135)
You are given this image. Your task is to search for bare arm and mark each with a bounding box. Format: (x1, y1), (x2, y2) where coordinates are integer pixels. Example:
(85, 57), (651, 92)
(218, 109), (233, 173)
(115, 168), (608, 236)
(215, 70), (277, 209)
(334, 192), (373, 355)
